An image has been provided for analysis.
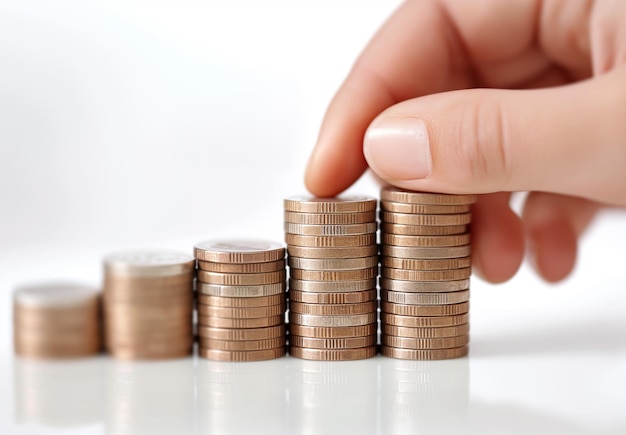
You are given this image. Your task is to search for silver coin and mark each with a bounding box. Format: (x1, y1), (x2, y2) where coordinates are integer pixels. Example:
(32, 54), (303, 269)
(196, 282), (286, 297)
(288, 255), (379, 270)
(284, 222), (377, 236)
(104, 251), (195, 277)
(381, 289), (470, 305)
(13, 282), (100, 308)
(289, 278), (376, 293)
(381, 245), (471, 259)
(380, 278), (470, 292)
(289, 312), (377, 327)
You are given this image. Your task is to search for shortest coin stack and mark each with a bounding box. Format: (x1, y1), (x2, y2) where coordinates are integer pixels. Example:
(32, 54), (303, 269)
(194, 239), (287, 362)
(379, 187), (476, 360)
(13, 283), (101, 358)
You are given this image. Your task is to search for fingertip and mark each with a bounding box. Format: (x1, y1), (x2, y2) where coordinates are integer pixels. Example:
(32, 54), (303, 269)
(528, 217), (577, 283)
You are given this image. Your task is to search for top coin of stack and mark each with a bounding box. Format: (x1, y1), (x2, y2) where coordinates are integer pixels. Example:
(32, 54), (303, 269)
(13, 283), (101, 359)
(379, 187), (476, 360)
(103, 252), (195, 360)
(194, 239), (287, 362)
(284, 196), (379, 361)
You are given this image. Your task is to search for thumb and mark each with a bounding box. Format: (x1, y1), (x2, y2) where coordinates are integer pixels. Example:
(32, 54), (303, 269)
(363, 66), (626, 206)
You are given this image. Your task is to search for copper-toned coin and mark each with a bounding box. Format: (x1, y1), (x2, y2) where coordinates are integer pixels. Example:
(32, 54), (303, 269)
(198, 346), (286, 361)
(289, 267), (377, 281)
(285, 233), (376, 248)
(104, 328), (191, 344)
(289, 278), (376, 292)
(285, 211), (376, 225)
(196, 270), (286, 285)
(382, 301), (469, 316)
(381, 211), (471, 226)
(287, 245), (377, 259)
(198, 314), (284, 328)
(288, 323), (377, 338)
(381, 223), (468, 235)
(382, 334), (469, 349)
(289, 334), (376, 349)
(288, 289), (377, 304)
(197, 294), (285, 307)
(197, 259), (285, 273)
(380, 278), (470, 292)
(15, 342), (102, 359)
(104, 252), (195, 277)
(381, 256), (471, 270)
(197, 324), (286, 341)
(197, 302), (286, 318)
(108, 340), (193, 360)
(288, 312), (376, 327)
(105, 304), (192, 321)
(382, 323), (470, 338)
(284, 196), (377, 213)
(381, 187), (477, 205)
(14, 283), (100, 308)
(104, 285), (193, 303)
(105, 318), (193, 335)
(196, 282), (286, 297)
(199, 336), (286, 351)
(381, 245), (471, 259)
(381, 345), (468, 360)
(288, 255), (378, 271)
(382, 233), (470, 247)
(289, 301), (377, 315)
(382, 267), (472, 281)
(284, 222), (377, 236)
(382, 289), (470, 305)
(381, 312), (469, 327)
(104, 274), (194, 290)
(289, 345), (376, 361)
(194, 239), (285, 263)
(380, 200), (472, 214)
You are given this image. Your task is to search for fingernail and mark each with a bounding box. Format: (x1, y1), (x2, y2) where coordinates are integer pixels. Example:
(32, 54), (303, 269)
(364, 117), (432, 180)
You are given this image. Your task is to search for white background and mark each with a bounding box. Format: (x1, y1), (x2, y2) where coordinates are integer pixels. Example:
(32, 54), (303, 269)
(1, 1), (625, 434)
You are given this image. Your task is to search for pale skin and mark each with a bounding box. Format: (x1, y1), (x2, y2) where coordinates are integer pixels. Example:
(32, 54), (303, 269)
(305, 0), (626, 284)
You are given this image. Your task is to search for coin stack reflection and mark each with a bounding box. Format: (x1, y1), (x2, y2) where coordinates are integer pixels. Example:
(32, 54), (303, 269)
(379, 187), (476, 360)
(194, 240), (287, 361)
(103, 252), (195, 360)
(285, 197), (378, 361)
(13, 283), (101, 358)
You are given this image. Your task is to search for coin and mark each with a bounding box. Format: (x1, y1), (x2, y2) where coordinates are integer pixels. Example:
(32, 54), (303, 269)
(289, 267), (378, 281)
(382, 301), (469, 316)
(197, 294), (285, 307)
(197, 303), (286, 318)
(104, 252), (195, 277)
(288, 312), (376, 327)
(381, 187), (477, 205)
(288, 289), (377, 304)
(381, 256), (471, 270)
(381, 345), (468, 360)
(194, 239), (285, 263)
(382, 335), (469, 349)
(109, 341), (193, 360)
(288, 255), (378, 270)
(382, 267), (472, 281)
(381, 245), (471, 259)
(198, 314), (284, 329)
(198, 347), (286, 361)
(197, 259), (285, 273)
(287, 245), (377, 259)
(196, 282), (286, 297)
(289, 346), (376, 361)
(289, 278), (376, 292)
(380, 200), (472, 214)
(382, 323), (470, 338)
(381, 313), (469, 327)
(199, 336), (286, 351)
(381, 223), (468, 235)
(285, 233), (376, 248)
(289, 301), (377, 315)
(284, 222), (377, 236)
(382, 289), (470, 305)
(381, 211), (472, 226)
(285, 211), (376, 225)
(197, 324), (286, 341)
(104, 273), (194, 288)
(196, 270), (285, 285)
(284, 196), (377, 213)
(289, 335), (376, 349)
(288, 323), (377, 338)
(382, 233), (470, 247)
(380, 278), (470, 292)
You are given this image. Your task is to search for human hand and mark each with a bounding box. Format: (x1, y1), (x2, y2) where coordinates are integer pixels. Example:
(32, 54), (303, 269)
(305, 0), (626, 283)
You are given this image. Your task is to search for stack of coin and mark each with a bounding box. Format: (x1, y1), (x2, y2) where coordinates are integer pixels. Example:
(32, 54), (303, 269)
(13, 282), (101, 358)
(103, 252), (195, 360)
(194, 239), (287, 362)
(284, 196), (378, 361)
(379, 187), (476, 360)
